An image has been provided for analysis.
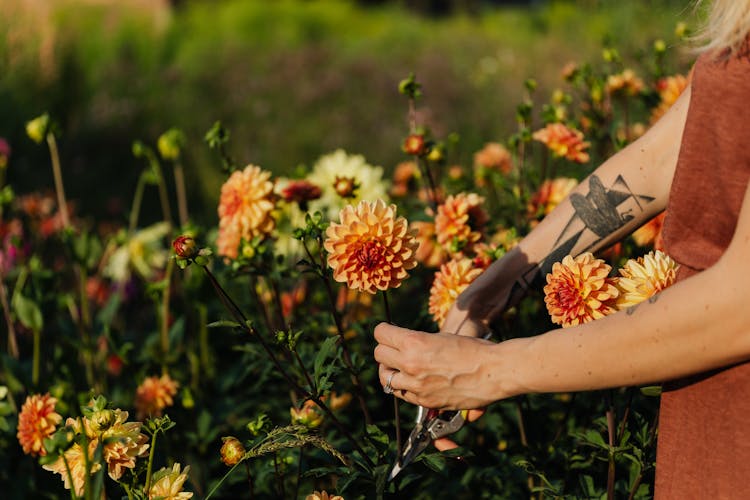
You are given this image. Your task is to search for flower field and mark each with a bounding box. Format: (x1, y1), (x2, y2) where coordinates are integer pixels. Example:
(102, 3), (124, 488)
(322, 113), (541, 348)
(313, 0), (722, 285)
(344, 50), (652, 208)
(0, 2), (697, 499)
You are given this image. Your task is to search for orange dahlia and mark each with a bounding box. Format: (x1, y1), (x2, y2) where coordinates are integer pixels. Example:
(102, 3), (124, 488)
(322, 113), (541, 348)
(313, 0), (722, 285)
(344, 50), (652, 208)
(606, 69), (645, 97)
(543, 253), (619, 327)
(532, 123), (590, 164)
(632, 212), (666, 250)
(100, 410), (149, 480)
(651, 74), (688, 123)
(473, 142), (513, 174)
(324, 199), (419, 294)
(216, 165), (276, 259)
(135, 374), (179, 420)
(614, 250), (679, 309)
(527, 177), (579, 219)
(410, 220), (448, 268)
(17, 393), (62, 457)
(428, 258), (483, 328)
(390, 161), (419, 198)
(434, 193), (488, 254)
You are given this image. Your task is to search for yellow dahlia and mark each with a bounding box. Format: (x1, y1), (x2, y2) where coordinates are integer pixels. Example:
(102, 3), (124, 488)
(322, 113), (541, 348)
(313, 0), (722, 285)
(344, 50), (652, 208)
(651, 74), (688, 123)
(543, 253), (619, 327)
(100, 410), (149, 480)
(434, 192), (488, 254)
(17, 393), (62, 457)
(306, 491), (344, 500)
(324, 199), (418, 294)
(42, 435), (101, 496)
(216, 165), (276, 259)
(532, 123), (590, 164)
(135, 374), (179, 420)
(614, 250), (679, 309)
(429, 258), (483, 328)
(149, 463), (193, 500)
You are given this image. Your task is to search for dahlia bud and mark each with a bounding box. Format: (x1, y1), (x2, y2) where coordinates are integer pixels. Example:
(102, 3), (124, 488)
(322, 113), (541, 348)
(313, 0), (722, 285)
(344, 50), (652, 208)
(281, 180), (322, 210)
(157, 128), (186, 161)
(172, 235), (198, 259)
(653, 39), (666, 54)
(332, 176), (359, 199)
(220, 436), (246, 466)
(90, 409), (116, 433)
(402, 134), (426, 156)
(26, 114), (50, 144)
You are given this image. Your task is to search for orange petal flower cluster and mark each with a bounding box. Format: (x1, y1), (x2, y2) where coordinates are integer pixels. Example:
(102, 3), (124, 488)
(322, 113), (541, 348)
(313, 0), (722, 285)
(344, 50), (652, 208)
(473, 142), (513, 174)
(632, 212), (666, 250)
(100, 410), (150, 480)
(324, 199), (419, 294)
(650, 74), (688, 123)
(527, 177), (579, 219)
(434, 193), (488, 254)
(410, 220), (447, 268)
(614, 250), (679, 308)
(532, 123), (590, 163)
(216, 165), (276, 259)
(429, 258), (483, 328)
(543, 253), (619, 327)
(135, 374), (179, 420)
(17, 393), (62, 457)
(306, 491), (344, 500)
(606, 69), (645, 97)
(390, 161), (419, 198)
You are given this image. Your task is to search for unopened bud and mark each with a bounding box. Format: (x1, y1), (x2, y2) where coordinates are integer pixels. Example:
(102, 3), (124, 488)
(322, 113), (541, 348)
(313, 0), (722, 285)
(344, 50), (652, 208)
(26, 114), (50, 144)
(172, 235), (198, 259)
(157, 128), (186, 161)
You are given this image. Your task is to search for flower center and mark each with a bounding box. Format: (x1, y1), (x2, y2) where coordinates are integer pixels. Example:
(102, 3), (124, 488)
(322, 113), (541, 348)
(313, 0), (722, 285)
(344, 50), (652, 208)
(557, 283), (584, 310)
(355, 239), (386, 271)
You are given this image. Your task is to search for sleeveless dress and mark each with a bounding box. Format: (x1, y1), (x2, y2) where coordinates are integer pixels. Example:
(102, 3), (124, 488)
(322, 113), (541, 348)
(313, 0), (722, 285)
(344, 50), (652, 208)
(655, 42), (750, 498)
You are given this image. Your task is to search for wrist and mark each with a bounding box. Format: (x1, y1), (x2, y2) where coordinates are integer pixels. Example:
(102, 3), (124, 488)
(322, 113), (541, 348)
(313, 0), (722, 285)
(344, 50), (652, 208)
(487, 337), (533, 400)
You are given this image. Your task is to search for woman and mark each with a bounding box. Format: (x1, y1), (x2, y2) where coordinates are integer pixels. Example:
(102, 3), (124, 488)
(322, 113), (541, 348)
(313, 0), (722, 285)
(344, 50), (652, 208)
(373, 1), (750, 496)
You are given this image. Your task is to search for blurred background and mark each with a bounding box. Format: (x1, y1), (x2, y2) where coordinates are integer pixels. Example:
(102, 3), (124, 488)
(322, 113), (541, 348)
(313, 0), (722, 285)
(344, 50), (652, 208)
(0, 0), (696, 227)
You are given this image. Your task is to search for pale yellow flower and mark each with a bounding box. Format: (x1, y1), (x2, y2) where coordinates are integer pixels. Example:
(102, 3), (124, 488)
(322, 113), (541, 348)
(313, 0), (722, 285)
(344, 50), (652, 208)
(324, 200), (418, 294)
(614, 250), (679, 309)
(543, 253), (619, 327)
(42, 436), (101, 497)
(429, 258), (483, 328)
(149, 463), (193, 500)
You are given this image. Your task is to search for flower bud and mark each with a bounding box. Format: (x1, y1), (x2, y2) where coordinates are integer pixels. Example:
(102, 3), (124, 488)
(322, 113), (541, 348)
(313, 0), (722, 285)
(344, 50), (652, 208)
(26, 114), (50, 144)
(653, 39), (666, 54)
(402, 134), (426, 156)
(172, 235), (198, 259)
(157, 128), (186, 161)
(220, 436), (246, 466)
(90, 409), (116, 433)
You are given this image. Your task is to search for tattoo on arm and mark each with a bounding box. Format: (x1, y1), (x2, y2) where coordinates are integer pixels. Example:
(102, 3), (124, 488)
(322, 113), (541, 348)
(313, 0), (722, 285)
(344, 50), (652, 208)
(540, 174), (656, 273)
(626, 293), (661, 316)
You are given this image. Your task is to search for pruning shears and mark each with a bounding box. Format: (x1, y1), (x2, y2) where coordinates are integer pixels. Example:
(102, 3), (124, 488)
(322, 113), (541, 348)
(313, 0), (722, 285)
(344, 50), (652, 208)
(388, 405), (468, 481)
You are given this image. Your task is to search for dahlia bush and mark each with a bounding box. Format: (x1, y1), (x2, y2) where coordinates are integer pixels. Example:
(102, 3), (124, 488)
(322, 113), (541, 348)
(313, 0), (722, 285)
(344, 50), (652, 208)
(0, 25), (693, 500)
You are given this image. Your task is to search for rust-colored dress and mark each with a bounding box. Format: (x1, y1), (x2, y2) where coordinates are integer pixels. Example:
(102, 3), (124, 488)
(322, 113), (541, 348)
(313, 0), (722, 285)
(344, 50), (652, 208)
(656, 45), (750, 498)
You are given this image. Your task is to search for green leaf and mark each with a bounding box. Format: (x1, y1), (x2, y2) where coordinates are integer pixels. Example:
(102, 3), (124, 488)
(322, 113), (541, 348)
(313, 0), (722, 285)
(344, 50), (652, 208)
(640, 385), (662, 397)
(313, 336), (339, 381)
(12, 293), (43, 331)
(207, 320), (241, 329)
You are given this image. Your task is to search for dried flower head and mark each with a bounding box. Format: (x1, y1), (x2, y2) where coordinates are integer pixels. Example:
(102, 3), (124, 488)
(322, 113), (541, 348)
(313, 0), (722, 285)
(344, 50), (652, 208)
(434, 193), (488, 254)
(17, 393), (62, 457)
(135, 374), (179, 420)
(149, 463), (193, 499)
(544, 253), (619, 327)
(429, 258), (483, 328)
(532, 123), (590, 163)
(324, 200), (418, 294)
(217, 165), (276, 259)
(614, 250), (679, 309)
(220, 436), (246, 466)
(651, 74), (688, 123)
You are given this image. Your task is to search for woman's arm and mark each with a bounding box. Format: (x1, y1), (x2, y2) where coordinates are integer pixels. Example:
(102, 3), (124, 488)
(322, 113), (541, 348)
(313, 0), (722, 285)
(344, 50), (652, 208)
(374, 179), (750, 410)
(443, 85), (692, 337)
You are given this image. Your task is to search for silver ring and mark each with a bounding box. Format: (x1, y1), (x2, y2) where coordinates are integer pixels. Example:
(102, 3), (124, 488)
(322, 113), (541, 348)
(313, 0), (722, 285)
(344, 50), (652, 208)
(384, 370), (397, 395)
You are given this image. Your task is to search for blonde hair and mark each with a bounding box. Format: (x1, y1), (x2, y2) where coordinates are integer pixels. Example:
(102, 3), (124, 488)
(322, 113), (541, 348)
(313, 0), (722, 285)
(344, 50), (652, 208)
(693, 0), (750, 56)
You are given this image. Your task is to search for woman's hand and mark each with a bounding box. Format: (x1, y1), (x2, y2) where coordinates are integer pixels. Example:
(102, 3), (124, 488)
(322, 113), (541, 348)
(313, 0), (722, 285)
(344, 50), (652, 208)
(373, 322), (505, 410)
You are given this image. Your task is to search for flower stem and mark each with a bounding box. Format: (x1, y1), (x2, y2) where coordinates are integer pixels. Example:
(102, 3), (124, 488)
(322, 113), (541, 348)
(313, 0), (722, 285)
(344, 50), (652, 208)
(382, 291), (402, 465)
(32, 327), (40, 387)
(144, 428), (159, 495)
(46, 133), (70, 229)
(161, 258), (174, 373)
(128, 175), (147, 234)
(174, 161), (189, 227)
(245, 461), (255, 500)
(0, 274), (18, 358)
(605, 390), (616, 500)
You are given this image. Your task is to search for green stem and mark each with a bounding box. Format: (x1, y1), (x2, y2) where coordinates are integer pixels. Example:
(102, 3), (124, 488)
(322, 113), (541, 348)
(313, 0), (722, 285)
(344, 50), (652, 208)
(46, 134), (70, 228)
(382, 292), (402, 465)
(144, 429), (159, 494)
(245, 461), (255, 500)
(62, 452), (77, 500)
(128, 175), (147, 234)
(0, 275), (18, 358)
(76, 263), (95, 391)
(606, 390), (616, 500)
(174, 161), (189, 227)
(161, 258), (174, 373)
(151, 154), (173, 228)
(32, 327), (40, 387)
